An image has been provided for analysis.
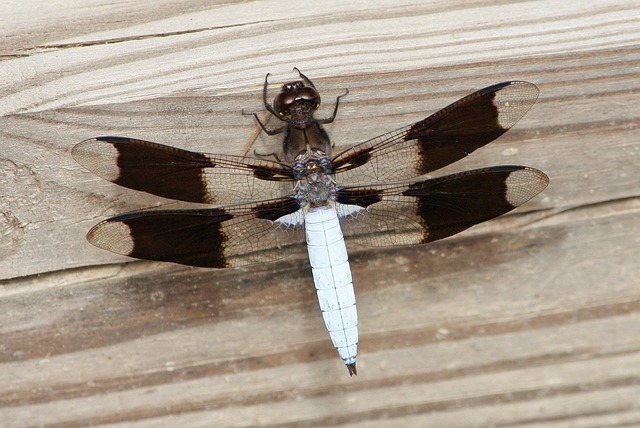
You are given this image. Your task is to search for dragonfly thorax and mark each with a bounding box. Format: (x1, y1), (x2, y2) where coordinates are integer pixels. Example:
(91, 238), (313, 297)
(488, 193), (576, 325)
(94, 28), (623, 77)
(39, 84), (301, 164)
(292, 148), (336, 208)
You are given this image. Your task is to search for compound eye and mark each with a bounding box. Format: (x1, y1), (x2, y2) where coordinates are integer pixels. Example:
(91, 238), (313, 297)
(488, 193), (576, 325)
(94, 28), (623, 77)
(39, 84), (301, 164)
(272, 82), (321, 115)
(297, 87), (321, 108)
(273, 91), (297, 116)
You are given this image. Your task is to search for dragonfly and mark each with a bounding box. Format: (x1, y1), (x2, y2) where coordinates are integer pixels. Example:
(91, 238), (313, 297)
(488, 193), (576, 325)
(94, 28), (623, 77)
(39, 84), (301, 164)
(73, 69), (549, 376)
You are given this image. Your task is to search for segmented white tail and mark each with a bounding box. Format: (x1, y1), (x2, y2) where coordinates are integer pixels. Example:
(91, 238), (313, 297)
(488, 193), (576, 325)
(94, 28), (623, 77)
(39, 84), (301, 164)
(304, 205), (358, 374)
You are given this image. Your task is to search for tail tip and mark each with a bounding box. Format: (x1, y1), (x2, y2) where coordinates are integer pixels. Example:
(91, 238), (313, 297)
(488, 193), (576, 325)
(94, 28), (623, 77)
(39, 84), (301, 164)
(347, 362), (357, 376)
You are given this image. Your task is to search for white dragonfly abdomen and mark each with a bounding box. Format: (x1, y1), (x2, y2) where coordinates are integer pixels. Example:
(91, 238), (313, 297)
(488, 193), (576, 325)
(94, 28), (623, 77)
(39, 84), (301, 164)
(304, 205), (358, 374)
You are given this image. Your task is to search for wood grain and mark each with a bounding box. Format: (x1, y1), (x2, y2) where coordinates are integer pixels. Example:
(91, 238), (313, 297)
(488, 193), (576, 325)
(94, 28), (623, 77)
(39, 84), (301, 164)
(1, 0), (640, 426)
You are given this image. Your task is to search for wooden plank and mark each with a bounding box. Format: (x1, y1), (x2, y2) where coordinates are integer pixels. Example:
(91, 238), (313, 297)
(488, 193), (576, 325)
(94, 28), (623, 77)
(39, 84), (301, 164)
(1, 0), (640, 426)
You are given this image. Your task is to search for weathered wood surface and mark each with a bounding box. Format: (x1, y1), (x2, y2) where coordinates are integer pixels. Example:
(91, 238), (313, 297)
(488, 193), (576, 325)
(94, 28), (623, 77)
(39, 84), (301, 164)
(1, 0), (640, 426)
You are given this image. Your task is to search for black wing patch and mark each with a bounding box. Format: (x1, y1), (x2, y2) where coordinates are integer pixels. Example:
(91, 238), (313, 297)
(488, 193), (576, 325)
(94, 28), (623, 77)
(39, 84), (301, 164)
(331, 82), (539, 185)
(73, 137), (294, 204)
(86, 197), (304, 268)
(336, 166), (548, 248)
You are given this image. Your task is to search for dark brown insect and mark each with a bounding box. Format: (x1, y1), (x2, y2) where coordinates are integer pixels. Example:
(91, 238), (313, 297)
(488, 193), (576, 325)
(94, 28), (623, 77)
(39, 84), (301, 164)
(73, 70), (548, 376)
